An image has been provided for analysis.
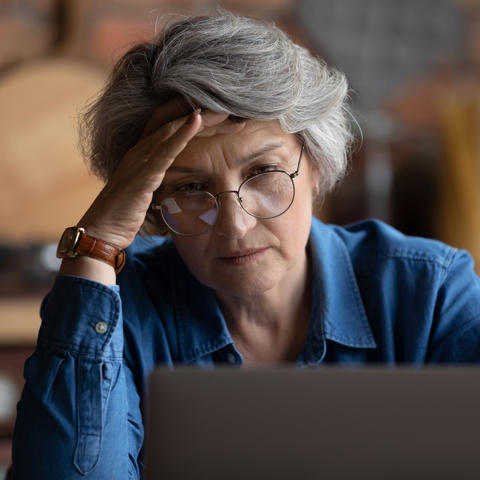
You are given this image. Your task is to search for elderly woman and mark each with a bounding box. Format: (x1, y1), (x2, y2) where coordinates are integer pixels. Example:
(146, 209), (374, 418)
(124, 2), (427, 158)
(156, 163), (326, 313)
(12, 9), (480, 480)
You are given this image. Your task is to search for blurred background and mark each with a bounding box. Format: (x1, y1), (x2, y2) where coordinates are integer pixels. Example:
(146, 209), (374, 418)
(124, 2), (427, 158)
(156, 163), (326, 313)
(0, 0), (479, 474)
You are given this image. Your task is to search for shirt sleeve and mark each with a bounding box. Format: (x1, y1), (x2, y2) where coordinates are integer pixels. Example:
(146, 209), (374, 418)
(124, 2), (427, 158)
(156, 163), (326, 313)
(428, 249), (480, 362)
(12, 275), (144, 479)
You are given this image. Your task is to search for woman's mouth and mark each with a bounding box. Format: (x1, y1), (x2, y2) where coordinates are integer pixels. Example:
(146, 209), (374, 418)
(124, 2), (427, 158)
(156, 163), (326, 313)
(218, 247), (269, 266)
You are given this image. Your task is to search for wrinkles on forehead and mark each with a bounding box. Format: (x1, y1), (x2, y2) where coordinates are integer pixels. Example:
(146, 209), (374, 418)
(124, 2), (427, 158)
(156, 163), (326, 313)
(171, 120), (298, 178)
(182, 119), (292, 160)
(167, 142), (285, 175)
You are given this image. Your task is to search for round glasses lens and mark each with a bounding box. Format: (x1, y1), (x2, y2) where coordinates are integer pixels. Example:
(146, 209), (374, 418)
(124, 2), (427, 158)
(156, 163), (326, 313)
(240, 171), (294, 218)
(160, 192), (217, 235)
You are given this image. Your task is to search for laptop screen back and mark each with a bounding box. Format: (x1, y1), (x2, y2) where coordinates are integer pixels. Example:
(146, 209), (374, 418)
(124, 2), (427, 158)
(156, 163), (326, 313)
(145, 367), (480, 480)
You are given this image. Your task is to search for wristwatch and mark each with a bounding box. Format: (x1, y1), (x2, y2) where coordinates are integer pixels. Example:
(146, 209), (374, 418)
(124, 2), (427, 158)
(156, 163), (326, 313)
(56, 226), (126, 274)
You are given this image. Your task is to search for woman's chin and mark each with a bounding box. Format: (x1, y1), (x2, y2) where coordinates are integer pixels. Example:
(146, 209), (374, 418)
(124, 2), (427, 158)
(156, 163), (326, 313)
(206, 269), (279, 299)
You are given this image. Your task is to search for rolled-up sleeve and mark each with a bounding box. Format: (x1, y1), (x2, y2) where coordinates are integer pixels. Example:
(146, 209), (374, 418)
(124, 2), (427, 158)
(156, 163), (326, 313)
(12, 275), (143, 479)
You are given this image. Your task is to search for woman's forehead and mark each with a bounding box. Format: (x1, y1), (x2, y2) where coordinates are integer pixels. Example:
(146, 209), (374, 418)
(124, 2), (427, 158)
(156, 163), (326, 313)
(177, 119), (297, 166)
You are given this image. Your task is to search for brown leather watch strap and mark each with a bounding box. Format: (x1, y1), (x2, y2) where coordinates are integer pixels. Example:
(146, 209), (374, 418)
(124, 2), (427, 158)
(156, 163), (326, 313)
(76, 230), (126, 274)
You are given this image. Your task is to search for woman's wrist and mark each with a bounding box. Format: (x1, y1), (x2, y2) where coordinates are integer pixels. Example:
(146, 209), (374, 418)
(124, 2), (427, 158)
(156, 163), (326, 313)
(59, 256), (116, 286)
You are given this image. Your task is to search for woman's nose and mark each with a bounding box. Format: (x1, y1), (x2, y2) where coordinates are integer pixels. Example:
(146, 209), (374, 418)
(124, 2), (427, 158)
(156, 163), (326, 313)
(213, 192), (256, 238)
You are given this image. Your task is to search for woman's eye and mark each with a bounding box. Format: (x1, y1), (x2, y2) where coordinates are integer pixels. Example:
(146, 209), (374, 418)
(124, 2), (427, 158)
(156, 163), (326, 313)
(176, 182), (208, 193)
(249, 165), (277, 177)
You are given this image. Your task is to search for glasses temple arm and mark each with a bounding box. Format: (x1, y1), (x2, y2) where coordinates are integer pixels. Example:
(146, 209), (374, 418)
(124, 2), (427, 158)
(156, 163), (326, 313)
(290, 142), (305, 179)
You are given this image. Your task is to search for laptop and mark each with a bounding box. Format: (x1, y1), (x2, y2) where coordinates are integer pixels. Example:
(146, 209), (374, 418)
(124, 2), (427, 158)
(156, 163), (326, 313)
(145, 366), (480, 480)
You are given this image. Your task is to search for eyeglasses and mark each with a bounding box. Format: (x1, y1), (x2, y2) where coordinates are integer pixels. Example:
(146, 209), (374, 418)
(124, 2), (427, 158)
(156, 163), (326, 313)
(151, 143), (305, 236)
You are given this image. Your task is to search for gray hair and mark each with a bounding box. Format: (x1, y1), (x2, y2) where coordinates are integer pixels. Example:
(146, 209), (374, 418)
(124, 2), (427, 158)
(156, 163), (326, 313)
(80, 10), (353, 196)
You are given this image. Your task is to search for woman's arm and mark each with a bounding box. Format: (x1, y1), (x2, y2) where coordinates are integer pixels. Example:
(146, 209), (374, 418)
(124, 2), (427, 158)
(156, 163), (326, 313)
(12, 275), (143, 479)
(11, 102), (203, 478)
(11, 104), (245, 478)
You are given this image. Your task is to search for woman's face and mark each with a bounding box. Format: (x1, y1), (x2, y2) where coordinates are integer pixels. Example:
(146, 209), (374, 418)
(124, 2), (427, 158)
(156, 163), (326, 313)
(159, 119), (320, 298)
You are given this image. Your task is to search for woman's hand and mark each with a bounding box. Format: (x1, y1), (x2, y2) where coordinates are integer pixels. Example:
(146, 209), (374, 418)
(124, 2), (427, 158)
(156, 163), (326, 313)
(59, 98), (246, 284)
(76, 99), (245, 250)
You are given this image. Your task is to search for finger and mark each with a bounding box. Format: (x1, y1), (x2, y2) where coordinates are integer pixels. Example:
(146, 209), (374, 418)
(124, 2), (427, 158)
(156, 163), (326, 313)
(200, 111), (230, 127)
(193, 111), (243, 137)
(143, 106), (225, 145)
(120, 110), (199, 177)
(141, 96), (193, 138)
(140, 108), (198, 150)
(145, 110), (228, 142)
(145, 109), (203, 175)
(145, 108), (238, 141)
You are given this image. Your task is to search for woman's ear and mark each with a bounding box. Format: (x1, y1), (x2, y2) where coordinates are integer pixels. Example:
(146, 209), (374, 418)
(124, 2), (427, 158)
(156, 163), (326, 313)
(309, 161), (321, 198)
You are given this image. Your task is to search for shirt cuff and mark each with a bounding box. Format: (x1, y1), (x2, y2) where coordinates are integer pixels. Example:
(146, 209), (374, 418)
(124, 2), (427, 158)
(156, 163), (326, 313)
(38, 275), (123, 359)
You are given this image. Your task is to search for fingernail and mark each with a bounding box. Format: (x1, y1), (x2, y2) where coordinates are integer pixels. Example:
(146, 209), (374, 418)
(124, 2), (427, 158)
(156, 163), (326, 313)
(186, 111), (196, 125)
(186, 108), (202, 125)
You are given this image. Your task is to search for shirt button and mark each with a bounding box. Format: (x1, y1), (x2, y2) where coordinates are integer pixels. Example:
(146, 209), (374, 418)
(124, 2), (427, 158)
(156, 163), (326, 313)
(95, 321), (108, 334)
(226, 352), (237, 364)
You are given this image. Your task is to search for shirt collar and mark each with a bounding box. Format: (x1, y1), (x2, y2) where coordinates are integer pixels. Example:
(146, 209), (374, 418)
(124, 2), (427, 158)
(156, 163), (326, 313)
(308, 217), (376, 351)
(171, 217), (376, 364)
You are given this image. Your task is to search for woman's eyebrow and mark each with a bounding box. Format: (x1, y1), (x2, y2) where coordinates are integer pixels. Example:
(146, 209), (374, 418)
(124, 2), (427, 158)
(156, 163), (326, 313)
(239, 142), (284, 164)
(166, 166), (206, 174)
(167, 142), (284, 174)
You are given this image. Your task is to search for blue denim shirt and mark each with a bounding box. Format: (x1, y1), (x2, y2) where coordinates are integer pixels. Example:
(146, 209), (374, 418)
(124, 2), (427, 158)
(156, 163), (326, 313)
(12, 218), (480, 479)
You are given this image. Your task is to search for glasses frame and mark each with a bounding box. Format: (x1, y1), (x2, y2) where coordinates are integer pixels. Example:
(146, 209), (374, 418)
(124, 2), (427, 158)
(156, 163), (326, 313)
(151, 142), (305, 236)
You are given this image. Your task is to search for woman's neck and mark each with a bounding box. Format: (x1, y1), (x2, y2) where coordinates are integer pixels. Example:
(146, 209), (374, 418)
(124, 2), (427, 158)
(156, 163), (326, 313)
(214, 247), (313, 364)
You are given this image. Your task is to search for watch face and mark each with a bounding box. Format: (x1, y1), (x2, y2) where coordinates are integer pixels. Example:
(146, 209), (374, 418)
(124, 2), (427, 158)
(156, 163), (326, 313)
(56, 227), (82, 258)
